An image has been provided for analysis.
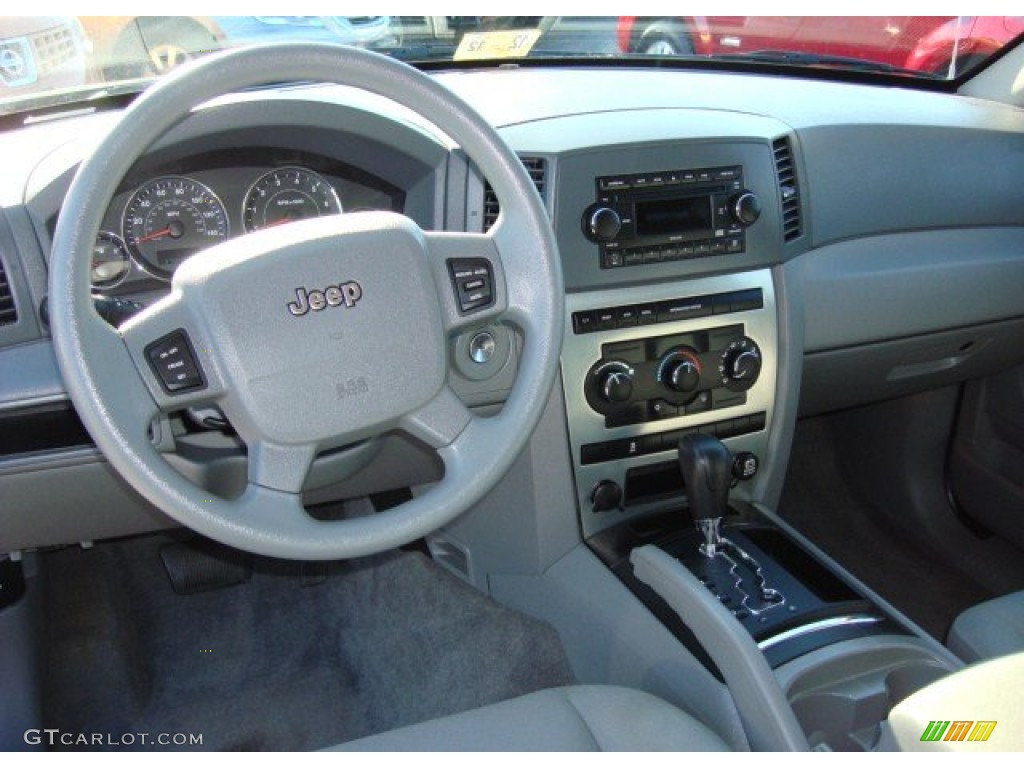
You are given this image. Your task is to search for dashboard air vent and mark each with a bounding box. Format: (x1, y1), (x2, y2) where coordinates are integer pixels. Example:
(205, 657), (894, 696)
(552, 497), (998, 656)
(0, 255), (17, 326)
(483, 156), (547, 230)
(773, 137), (802, 242)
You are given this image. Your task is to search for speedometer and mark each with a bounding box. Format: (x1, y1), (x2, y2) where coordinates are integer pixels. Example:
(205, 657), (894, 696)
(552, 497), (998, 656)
(122, 176), (229, 279)
(242, 167), (342, 233)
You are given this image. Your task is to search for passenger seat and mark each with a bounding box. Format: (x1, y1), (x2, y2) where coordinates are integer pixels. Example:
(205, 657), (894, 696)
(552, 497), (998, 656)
(948, 592), (1024, 662)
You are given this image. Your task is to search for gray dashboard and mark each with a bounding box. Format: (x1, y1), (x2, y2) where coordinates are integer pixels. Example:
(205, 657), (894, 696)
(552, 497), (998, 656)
(2, 66), (1024, 551)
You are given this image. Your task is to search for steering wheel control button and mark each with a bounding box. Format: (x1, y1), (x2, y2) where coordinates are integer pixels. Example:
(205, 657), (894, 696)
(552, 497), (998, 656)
(448, 259), (495, 314)
(145, 330), (206, 394)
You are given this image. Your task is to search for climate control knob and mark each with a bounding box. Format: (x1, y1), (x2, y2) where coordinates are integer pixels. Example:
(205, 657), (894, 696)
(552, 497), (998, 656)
(658, 347), (703, 395)
(585, 206), (622, 242)
(600, 369), (634, 403)
(720, 337), (762, 392)
(730, 191), (761, 227)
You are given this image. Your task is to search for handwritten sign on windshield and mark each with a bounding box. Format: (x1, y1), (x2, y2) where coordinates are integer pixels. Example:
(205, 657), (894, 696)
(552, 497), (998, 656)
(454, 29), (542, 61)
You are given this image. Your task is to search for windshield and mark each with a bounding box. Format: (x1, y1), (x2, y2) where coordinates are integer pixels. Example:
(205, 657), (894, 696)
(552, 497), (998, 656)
(3, 15), (1023, 116)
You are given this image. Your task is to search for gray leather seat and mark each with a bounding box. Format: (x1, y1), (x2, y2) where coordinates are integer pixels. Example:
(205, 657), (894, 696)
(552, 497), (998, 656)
(948, 591), (1024, 662)
(326, 685), (731, 751)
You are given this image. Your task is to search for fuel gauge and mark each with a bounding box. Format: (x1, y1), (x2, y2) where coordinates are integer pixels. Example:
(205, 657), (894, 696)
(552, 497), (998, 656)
(91, 232), (131, 289)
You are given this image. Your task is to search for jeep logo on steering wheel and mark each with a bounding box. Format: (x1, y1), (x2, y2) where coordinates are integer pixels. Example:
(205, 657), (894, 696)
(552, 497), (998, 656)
(287, 281), (363, 317)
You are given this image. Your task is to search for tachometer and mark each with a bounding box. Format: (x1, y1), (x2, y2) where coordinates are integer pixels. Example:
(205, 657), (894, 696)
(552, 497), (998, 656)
(122, 176), (229, 279)
(242, 167), (342, 233)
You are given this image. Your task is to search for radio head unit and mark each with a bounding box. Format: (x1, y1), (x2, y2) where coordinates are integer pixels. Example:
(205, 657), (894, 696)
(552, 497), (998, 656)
(583, 166), (761, 270)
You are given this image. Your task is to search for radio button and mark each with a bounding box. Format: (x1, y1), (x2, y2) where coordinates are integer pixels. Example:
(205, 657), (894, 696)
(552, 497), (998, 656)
(695, 241), (712, 256)
(623, 249), (644, 267)
(642, 249), (663, 264)
(599, 178), (630, 192)
(603, 250), (624, 268)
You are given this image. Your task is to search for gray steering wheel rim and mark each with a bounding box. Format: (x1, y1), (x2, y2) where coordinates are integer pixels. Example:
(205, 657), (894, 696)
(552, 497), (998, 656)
(49, 43), (564, 560)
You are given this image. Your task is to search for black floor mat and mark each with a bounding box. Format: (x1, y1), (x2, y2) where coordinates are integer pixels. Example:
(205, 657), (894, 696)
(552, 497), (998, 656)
(42, 534), (574, 751)
(778, 418), (993, 642)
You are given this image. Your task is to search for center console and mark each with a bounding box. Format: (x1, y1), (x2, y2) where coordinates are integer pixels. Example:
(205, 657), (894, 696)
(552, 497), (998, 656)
(555, 143), (962, 750)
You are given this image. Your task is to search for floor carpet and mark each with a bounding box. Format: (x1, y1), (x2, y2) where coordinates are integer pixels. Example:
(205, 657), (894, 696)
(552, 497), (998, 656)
(42, 534), (574, 751)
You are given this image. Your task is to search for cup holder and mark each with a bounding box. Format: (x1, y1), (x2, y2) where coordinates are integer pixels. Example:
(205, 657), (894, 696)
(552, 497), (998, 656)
(777, 637), (959, 751)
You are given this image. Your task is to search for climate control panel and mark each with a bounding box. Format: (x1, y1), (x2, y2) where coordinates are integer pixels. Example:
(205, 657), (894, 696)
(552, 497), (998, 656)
(584, 326), (762, 428)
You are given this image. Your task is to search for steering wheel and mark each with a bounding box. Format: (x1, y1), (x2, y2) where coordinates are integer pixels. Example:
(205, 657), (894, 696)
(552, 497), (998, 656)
(48, 44), (564, 560)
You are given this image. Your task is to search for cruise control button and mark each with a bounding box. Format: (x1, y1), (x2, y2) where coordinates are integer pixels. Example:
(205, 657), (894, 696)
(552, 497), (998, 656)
(146, 330), (205, 394)
(448, 259), (494, 313)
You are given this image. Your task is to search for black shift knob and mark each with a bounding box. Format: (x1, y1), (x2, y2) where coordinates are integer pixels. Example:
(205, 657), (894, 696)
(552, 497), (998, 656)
(678, 433), (732, 522)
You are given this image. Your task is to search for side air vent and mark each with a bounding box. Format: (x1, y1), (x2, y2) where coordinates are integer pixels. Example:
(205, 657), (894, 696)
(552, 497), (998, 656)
(0, 255), (18, 326)
(773, 137), (802, 242)
(483, 156), (547, 230)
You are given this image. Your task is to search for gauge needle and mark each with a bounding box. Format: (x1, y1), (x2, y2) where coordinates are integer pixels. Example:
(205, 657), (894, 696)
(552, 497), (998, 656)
(263, 217), (294, 229)
(136, 227), (173, 243)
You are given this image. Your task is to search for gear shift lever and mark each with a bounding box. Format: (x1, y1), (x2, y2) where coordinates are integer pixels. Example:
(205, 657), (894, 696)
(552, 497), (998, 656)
(678, 432), (733, 557)
(677, 433), (786, 612)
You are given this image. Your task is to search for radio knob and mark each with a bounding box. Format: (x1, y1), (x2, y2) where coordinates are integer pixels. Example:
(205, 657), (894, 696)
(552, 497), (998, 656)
(600, 369), (634, 403)
(730, 191), (761, 227)
(586, 206), (622, 242)
(720, 338), (762, 391)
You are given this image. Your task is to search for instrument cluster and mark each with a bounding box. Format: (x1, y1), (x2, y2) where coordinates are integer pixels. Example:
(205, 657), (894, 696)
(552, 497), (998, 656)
(89, 149), (403, 292)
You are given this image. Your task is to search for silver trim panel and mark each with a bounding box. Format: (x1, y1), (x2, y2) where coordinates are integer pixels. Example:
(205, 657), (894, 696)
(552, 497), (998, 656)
(757, 614), (884, 651)
(561, 269), (778, 538)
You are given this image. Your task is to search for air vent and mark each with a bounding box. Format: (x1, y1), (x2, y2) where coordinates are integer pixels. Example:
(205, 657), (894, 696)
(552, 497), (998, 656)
(483, 156), (547, 230)
(773, 137), (802, 242)
(0, 255), (18, 326)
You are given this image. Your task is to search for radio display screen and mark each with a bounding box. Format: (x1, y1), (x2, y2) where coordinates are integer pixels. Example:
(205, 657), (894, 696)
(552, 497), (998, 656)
(635, 196), (713, 237)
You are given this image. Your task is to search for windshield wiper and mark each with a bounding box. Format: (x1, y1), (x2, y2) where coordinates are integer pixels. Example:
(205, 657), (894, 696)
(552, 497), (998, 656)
(714, 50), (939, 79)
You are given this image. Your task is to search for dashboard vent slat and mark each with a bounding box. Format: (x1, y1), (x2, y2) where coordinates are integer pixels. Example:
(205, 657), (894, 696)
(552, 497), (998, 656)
(773, 137), (802, 242)
(483, 156), (547, 231)
(0, 257), (18, 326)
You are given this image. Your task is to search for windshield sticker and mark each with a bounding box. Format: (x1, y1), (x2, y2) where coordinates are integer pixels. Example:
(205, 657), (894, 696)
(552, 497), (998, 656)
(454, 29), (542, 61)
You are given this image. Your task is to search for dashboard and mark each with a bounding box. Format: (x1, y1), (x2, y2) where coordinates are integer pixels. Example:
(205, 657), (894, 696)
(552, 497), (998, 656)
(2, 66), (1024, 554)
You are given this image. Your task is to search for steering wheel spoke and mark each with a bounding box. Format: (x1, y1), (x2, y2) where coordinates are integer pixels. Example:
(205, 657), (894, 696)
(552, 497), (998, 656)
(118, 292), (227, 412)
(400, 384), (473, 450)
(246, 439), (317, 494)
(425, 231), (508, 334)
